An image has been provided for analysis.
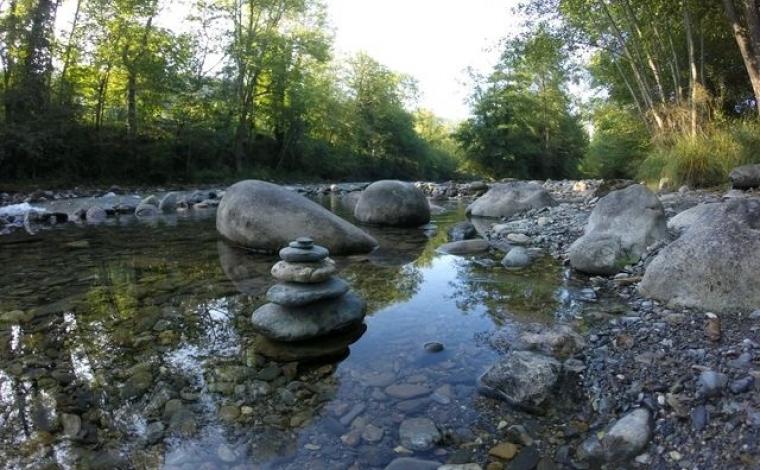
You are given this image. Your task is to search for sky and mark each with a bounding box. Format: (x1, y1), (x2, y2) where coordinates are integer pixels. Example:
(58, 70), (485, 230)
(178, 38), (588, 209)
(326, 0), (523, 121)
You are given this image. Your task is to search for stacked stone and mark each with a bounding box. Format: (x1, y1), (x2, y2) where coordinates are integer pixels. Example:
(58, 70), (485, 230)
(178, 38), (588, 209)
(251, 237), (366, 344)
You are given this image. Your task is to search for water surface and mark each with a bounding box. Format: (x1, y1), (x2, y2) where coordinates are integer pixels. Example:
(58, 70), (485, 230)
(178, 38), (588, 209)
(0, 196), (588, 469)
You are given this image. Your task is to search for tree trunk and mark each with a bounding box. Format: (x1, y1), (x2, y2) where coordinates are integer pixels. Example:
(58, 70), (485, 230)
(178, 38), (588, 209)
(58, 0), (82, 100)
(126, 69), (137, 139)
(684, 3), (699, 136)
(723, 0), (760, 116)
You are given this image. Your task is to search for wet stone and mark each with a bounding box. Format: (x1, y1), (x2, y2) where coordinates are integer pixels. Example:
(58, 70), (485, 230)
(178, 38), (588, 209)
(279, 245), (329, 263)
(399, 417), (441, 451)
(266, 277), (349, 307)
(271, 259), (337, 284)
(385, 383), (432, 400)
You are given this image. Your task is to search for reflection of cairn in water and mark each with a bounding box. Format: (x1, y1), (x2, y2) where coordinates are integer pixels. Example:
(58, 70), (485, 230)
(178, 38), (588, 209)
(251, 237), (366, 361)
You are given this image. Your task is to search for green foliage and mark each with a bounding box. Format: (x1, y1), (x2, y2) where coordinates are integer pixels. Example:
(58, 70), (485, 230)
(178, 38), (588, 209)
(580, 104), (650, 179)
(456, 27), (587, 180)
(638, 121), (760, 187)
(0, 0), (460, 183)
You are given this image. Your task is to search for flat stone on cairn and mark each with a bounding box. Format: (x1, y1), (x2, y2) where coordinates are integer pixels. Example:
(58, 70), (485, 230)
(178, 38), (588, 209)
(252, 238), (366, 346)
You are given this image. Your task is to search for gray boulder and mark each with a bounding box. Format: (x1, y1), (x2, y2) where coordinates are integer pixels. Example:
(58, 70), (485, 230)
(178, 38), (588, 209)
(466, 182), (556, 218)
(729, 163), (760, 189)
(640, 199), (760, 312)
(667, 203), (722, 232)
(158, 192), (179, 212)
(354, 180), (430, 227)
(85, 206), (107, 222)
(135, 204), (159, 217)
(569, 184), (668, 275)
(216, 180), (377, 254)
(478, 350), (560, 413)
(140, 195), (160, 207)
(250, 292), (365, 341)
(501, 246), (533, 268)
(578, 408), (653, 464)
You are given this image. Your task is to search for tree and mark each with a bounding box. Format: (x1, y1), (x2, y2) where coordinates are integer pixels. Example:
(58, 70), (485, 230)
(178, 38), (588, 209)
(456, 27), (587, 179)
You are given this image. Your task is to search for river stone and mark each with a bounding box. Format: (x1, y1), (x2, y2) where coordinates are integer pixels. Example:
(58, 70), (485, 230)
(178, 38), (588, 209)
(478, 350), (560, 413)
(141, 195), (160, 207)
(250, 292), (366, 341)
(135, 203), (159, 217)
(466, 182), (556, 218)
(385, 383), (432, 399)
(158, 192), (178, 212)
(667, 203), (723, 232)
(436, 239), (490, 255)
(578, 408), (653, 464)
(217, 180), (377, 254)
(85, 206), (107, 222)
(271, 258), (337, 284)
(354, 180), (431, 227)
(501, 246), (532, 268)
(266, 277), (349, 306)
(279, 245), (329, 263)
(639, 199), (760, 312)
(448, 221), (477, 241)
(729, 163), (760, 189)
(399, 417), (441, 451)
(384, 458), (440, 470)
(569, 184), (668, 275)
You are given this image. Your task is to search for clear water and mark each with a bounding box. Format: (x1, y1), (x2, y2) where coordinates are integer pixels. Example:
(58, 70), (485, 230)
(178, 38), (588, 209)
(0, 195), (589, 469)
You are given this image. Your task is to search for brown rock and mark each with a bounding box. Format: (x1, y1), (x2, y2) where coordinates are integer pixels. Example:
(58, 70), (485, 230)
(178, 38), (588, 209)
(489, 442), (519, 461)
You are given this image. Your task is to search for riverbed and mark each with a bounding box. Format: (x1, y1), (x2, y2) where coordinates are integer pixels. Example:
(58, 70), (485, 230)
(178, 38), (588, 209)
(0, 192), (601, 469)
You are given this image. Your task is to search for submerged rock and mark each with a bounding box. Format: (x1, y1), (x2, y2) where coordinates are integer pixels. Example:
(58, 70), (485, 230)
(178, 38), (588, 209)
(217, 180), (377, 254)
(436, 239), (490, 255)
(569, 184), (668, 275)
(354, 180), (431, 227)
(501, 246), (532, 268)
(466, 181), (556, 218)
(399, 417), (441, 451)
(478, 350), (560, 413)
(640, 199), (760, 312)
(447, 221), (477, 241)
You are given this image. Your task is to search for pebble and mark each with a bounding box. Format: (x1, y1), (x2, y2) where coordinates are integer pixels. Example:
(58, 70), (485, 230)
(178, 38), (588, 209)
(424, 341), (445, 353)
(488, 442), (518, 460)
(362, 423), (384, 443)
(339, 403), (366, 426)
(385, 383), (431, 399)
(399, 417), (441, 451)
(697, 370), (728, 398)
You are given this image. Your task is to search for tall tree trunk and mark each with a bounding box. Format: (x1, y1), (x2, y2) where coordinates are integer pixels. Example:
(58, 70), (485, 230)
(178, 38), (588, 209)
(684, 3), (699, 136)
(58, 0), (82, 100)
(599, 0), (664, 130)
(622, 0), (667, 106)
(126, 69), (137, 139)
(723, 0), (760, 116)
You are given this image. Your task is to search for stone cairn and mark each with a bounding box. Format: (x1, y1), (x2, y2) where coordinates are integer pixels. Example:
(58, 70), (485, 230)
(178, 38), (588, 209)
(251, 237), (366, 358)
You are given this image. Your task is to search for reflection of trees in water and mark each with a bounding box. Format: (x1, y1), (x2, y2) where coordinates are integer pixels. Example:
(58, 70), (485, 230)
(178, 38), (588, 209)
(449, 256), (562, 325)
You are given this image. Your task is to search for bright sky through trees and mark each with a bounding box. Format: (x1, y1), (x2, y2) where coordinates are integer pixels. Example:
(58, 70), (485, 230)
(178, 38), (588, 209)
(328, 0), (521, 121)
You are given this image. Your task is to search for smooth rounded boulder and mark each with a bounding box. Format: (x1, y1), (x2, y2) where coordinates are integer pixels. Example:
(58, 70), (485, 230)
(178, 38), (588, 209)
(729, 163), (760, 189)
(216, 180), (377, 254)
(466, 181), (556, 218)
(569, 184), (668, 275)
(639, 199), (760, 313)
(353, 180), (430, 227)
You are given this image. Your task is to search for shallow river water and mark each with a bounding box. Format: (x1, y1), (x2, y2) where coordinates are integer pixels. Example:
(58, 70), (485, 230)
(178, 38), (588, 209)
(0, 194), (593, 469)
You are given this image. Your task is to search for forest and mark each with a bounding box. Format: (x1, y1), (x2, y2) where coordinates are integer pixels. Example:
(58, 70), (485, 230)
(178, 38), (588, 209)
(1, 0), (760, 187)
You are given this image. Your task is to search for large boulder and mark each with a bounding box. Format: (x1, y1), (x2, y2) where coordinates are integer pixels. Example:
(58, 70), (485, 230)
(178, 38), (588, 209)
(353, 180), (430, 227)
(639, 199), (760, 312)
(569, 184), (668, 275)
(667, 203), (723, 232)
(729, 163), (760, 189)
(466, 182), (556, 218)
(478, 350), (560, 414)
(216, 180), (377, 254)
